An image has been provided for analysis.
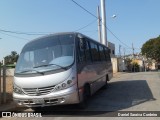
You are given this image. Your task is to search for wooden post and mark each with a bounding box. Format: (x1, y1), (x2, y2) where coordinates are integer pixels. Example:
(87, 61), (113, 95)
(0, 66), (1, 104)
(3, 65), (6, 103)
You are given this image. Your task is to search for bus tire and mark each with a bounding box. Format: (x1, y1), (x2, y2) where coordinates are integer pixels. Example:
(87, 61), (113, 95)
(102, 75), (109, 89)
(78, 84), (90, 109)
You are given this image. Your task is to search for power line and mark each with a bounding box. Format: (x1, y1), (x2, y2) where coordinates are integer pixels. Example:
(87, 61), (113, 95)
(71, 0), (98, 19)
(74, 19), (97, 32)
(0, 29), (50, 36)
(125, 48), (141, 50)
(71, 0), (132, 49)
(0, 32), (30, 41)
(0, 0), (132, 50)
(0, 19), (97, 41)
(80, 30), (98, 32)
(106, 28), (131, 49)
(0, 20), (97, 41)
(0, 19), (97, 36)
(0, 19), (97, 39)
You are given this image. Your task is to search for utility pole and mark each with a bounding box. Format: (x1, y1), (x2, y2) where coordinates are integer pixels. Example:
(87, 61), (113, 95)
(100, 0), (107, 47)
(123, 48), (125, 58)
(123, 48), (126, 72)
(132, 43), (135, 72)
(97, 6), (102, 43)
(132, 43), (134, 56)
(0, 65), (1, 104)
(119, 45), (121, 57)
(3, 65), (6, 103)
(3, 58), (5, 65)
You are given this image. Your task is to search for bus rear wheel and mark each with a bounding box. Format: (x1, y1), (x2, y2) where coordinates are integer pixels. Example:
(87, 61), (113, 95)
(102, 75), (109, 89)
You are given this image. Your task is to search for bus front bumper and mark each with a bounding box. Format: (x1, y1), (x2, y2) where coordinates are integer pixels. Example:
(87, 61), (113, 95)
(13, 84), (80, 107)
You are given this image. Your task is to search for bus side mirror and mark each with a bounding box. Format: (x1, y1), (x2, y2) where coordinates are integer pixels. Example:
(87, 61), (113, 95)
(79, 38), (86, 50)
(78, 34), (86, 50)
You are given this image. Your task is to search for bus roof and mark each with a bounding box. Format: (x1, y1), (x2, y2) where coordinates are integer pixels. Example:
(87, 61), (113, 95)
(25, 32), (108, 48)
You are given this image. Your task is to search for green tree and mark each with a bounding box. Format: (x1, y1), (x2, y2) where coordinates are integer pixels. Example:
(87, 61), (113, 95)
(131, 61), (140, 72)
(11, 51), (19, 62)
(125, 57), (133, 71)
(4, 51), (19, 65)
(141, 36), (160, 62)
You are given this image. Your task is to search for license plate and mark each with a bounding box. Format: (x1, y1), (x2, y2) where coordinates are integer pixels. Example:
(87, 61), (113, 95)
(33, 98), (44, 104)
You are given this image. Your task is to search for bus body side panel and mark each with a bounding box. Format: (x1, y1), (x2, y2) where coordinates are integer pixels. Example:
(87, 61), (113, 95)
(75, 33), (113, 102)
(77, 62), (108, 102)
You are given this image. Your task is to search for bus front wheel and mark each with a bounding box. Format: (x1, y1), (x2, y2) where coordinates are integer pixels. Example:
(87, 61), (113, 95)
(78, 84), (90, 109)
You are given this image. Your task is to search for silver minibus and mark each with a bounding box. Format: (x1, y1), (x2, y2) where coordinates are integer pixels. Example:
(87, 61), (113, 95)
(13, 32), (113, 109)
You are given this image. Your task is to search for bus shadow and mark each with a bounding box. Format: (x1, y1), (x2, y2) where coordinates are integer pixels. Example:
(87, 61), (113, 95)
(32, 80), (156, 116)
(88, 80), (155, 110)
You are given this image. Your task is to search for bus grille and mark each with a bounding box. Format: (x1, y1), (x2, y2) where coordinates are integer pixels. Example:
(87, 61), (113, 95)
(22, 85), (55, 96)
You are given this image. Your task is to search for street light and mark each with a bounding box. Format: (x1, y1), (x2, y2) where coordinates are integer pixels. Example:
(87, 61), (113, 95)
(111, 14), (117, 19)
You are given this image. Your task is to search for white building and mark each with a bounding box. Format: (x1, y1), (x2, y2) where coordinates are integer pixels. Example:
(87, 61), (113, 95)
(108, 41), (115, 57)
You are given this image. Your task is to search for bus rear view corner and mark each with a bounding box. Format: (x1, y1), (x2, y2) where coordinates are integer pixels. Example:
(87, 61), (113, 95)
(13, 32), (113, 110)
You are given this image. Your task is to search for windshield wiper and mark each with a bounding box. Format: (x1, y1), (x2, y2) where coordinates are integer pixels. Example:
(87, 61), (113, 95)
(18, 69), (44, 75)
(33, 63), (67, 70)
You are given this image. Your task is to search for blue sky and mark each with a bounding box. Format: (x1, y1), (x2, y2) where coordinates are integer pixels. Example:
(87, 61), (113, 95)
(0, 0), (160, 61)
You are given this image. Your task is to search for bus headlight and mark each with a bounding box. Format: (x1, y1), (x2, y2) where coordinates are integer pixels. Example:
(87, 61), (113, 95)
(13, 85), (23, 94)
(54, 79), (75, 91)
(62, 83), (67, 88)
(67, 80), (72, 85)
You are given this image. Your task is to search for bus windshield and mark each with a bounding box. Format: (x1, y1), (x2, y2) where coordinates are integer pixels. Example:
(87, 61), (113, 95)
(15, 34), (75, 74)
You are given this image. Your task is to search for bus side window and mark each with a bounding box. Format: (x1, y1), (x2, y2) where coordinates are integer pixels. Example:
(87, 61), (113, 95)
(78, 39), (85, 63)
(90, 42), (100, 62)
(99, 46), (105, 61)
(85, 40), (92, 62)
(104, 47), (110, 61)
